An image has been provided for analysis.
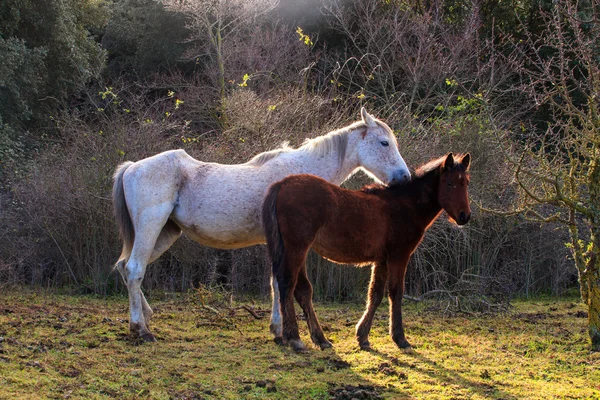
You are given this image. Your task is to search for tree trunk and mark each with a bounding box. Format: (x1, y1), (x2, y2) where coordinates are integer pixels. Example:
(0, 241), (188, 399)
(588, 232), (600, 351)
(587, 158), (600, 350)
(209, 20), (228, 129)
(569, 223), (590, 304)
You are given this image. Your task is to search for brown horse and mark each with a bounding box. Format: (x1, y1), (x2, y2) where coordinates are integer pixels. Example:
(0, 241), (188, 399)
(262, 153), (471, 351)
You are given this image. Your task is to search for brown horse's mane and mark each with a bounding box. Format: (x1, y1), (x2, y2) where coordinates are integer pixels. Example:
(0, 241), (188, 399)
(361, 153), (468, 195)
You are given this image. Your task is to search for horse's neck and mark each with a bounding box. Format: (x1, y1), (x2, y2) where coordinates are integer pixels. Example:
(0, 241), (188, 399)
(286, 152), (357, 185)
(333, 130), (361, 184)
(287, 134), (360, 185)
(402, 173), (443, 228)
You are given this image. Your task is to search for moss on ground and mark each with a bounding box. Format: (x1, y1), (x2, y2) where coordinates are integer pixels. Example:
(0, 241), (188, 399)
(0, 290), (598, 399)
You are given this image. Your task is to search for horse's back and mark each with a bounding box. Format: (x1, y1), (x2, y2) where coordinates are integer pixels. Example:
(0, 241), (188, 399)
(275, 174), (388, 263)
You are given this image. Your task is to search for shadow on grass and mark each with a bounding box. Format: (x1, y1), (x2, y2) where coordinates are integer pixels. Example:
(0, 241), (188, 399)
(363, 346), (517, 400)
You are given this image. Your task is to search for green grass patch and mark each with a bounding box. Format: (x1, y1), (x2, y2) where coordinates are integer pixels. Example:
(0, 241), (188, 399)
(0, 290), (598, 399)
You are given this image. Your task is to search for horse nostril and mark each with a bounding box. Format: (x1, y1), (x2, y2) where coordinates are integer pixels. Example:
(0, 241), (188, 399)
(459, 211), (466, 223)
(391, 171), (411, 186)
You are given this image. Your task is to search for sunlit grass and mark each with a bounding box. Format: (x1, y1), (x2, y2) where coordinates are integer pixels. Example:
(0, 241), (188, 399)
(0, 290), (598, 399)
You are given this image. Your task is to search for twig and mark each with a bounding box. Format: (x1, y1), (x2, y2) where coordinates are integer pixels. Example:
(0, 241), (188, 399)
(404, 289), (456, 302)
(237, 305), (263, 320)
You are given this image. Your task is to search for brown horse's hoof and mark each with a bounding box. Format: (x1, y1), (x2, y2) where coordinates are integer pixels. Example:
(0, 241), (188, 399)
(319, 340), (333, 350)
(395, 338), (411, 349)
(290, 339), (307, 352)
(359, 341), (371, 351)
(273, 337), (284, 346)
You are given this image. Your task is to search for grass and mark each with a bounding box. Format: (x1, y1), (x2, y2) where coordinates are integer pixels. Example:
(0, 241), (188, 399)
(0, 289), (598, 399)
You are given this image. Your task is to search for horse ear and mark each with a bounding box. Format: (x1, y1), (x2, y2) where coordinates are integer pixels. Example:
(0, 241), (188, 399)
(361, 107), (377, 128)
(443, 153), (454, 170)
(461, 153), (471, 170)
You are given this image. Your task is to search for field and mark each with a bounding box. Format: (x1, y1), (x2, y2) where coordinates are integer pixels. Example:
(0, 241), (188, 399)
(0, 289), (598, 399)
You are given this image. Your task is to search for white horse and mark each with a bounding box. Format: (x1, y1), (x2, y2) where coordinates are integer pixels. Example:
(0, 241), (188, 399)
(112, 108), (411, 342)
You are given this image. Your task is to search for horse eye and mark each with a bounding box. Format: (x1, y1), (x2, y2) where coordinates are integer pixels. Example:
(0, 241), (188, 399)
(446, 181), (453, 187)
(380, 141), (389, 147)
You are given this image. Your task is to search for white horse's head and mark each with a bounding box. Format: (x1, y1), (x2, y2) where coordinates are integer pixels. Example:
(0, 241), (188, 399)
(356, 108), (411, 185)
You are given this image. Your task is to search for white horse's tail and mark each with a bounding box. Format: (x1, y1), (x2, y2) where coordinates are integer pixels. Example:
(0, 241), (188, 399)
(113, 161), (135, 268)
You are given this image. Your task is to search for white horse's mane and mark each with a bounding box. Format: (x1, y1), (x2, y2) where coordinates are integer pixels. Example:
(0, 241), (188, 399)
(246, 120), (373, 167)
(245, 145), (292, 167)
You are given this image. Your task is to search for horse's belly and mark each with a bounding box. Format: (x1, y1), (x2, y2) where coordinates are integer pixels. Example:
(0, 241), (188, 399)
(171, 168), (269, 249)
(172, 208), (265, 249)
(312, 236), (377, 265)
(181, 227), (264, 249)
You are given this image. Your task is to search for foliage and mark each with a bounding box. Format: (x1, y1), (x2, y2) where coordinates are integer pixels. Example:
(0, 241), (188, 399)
(317, 0), (487, 117)
(0, 37), (46, 125)
(102, 0), (191, 77)
(0, 0), (108, 152)
(0, 35), (46, 178)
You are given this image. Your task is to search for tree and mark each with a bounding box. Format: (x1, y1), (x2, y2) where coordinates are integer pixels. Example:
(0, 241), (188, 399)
(163, 0), (278, 124)
(498, 0), (600, 349)
(0, 0), (108, 128)
(102, 0), (191, 77)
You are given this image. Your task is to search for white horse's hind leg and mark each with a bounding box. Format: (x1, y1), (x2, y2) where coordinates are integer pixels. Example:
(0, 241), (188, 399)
(270, 276), (283, 343)
(140, 292), (153, 328)
(116, 258), (154, 331)
(125, 205), (174, 341)
(125, 255), (155, 342)
(148, 220), (182, 265)
(140, 220), (182, 329)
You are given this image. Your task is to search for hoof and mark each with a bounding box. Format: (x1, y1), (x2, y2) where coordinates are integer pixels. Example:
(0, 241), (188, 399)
(359, 341), (371, 351)
(130, 322), (156, 343)
(395, 338), (411, 349)
(289, 339), (307, 352)
(319, 340), (333, 350)
(273, 336), (284, 346)
(140, 332), (157, 342)
(310, 333), (332, 350)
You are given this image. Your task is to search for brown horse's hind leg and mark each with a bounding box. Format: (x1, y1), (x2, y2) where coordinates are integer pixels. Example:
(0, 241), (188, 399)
(356, 261), (388, 350)
(278, 248), (309, 352)
(388, 257), (411, 349)
(295, 268), (332, 350)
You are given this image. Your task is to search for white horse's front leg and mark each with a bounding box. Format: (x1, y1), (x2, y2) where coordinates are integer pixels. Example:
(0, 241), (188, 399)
(270, 275), (283, 344)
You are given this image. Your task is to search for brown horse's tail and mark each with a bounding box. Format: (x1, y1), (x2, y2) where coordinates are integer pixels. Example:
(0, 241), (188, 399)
(262, 182), (285, 278)
(112, 161), (135, 270)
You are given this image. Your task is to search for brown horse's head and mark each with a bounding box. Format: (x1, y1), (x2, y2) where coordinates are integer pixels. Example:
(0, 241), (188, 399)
(438, 153), (471, 225)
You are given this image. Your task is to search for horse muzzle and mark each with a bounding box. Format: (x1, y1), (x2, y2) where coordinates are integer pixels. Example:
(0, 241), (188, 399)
(390, 170), (411, 186)
(457, 211), (471, 225)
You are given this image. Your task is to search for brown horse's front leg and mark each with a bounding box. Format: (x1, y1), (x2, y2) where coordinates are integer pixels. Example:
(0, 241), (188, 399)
(388, 258), (411, 349)
(356, 261), (388, 350)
